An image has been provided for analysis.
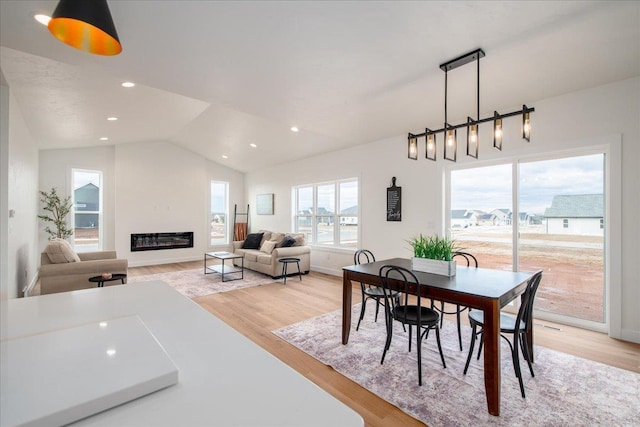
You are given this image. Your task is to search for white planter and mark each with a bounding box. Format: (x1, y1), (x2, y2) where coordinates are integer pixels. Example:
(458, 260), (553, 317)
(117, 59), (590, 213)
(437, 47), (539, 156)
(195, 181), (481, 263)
(411, 257), (457, 276)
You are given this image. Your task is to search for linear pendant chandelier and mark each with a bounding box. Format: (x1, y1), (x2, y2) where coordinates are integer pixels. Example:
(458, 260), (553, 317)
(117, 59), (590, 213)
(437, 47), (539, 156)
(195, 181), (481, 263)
(408, 48), (534, 161)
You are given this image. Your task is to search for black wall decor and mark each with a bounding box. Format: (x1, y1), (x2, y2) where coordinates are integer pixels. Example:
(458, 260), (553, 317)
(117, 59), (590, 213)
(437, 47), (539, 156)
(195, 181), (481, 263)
(386, 177), (401, 221)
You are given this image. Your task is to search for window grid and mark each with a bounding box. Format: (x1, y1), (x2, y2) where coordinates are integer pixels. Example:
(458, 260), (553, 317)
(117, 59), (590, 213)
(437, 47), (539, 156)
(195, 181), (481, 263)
(294, 179), (358, 248)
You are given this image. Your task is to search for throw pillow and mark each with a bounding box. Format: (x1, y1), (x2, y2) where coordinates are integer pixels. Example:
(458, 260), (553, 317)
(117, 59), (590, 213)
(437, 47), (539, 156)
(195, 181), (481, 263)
(278, 235), (296, 248)
(260, 240), (277, 254)
(242, 233), (264, 249)
(46, 238), (81, 263)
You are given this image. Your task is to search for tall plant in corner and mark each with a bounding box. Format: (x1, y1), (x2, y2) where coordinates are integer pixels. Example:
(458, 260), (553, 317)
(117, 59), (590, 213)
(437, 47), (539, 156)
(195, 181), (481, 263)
(38, 187), (74, 240)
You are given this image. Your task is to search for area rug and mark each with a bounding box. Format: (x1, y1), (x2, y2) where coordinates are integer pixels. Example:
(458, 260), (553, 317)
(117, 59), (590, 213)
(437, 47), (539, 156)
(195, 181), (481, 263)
(128, 268), (277, 298)
(273, 305), (639, 426)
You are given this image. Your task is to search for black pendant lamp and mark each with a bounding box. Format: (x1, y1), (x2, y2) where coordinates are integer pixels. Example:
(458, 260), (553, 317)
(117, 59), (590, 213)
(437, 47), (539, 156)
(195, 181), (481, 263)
(48, 0), (122, 56)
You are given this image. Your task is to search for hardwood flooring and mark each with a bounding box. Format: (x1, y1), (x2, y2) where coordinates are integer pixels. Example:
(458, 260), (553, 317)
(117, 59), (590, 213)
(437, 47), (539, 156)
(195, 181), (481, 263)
(130, 261), (640, 427)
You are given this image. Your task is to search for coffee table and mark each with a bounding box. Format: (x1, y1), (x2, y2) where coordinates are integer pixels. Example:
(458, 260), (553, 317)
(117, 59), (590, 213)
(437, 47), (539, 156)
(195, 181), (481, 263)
(88, 273), (127, 288)
(204, 252), (244, 282)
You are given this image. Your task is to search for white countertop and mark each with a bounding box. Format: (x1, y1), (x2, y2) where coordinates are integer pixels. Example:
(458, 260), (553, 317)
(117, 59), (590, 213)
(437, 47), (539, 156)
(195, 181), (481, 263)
(1, 281), (364, 427)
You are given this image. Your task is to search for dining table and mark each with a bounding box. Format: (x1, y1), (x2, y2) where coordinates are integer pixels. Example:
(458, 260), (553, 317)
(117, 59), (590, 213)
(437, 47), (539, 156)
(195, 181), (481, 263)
(342, 257), (534, 416)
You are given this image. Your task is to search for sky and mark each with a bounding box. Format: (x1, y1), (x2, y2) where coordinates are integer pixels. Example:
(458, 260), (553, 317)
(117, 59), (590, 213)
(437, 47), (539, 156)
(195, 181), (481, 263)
(451, 154), (604, 215)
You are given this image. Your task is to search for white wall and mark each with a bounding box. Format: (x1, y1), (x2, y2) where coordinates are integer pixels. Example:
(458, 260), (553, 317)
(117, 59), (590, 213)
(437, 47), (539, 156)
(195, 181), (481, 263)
(39, 146), (116, 252)
(6, 90), (39, 298)
(114, 141), (244, 266)
(246, 77), (640, 342)
(547, 218), (603, 236)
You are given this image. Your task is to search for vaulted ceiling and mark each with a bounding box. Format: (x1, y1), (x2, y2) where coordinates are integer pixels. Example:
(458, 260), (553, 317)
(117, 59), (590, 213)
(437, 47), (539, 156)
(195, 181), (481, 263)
(1, 1), (639, 172)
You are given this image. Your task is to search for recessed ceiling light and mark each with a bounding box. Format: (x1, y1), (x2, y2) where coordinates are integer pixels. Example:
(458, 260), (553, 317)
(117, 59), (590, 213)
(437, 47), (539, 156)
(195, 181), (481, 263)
(121, 82), (135, 88)
(34, 14), (51, 26)
(99, 137), (109, 141)
(250, 143), (257, 148)
(290, 126), (299, 132)
(107, 117), (118, 121)
(222, 155), (228, 159)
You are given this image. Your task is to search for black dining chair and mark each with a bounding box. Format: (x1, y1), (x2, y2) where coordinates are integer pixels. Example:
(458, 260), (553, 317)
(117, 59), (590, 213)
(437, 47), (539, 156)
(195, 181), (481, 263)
(432, 251), (478, 350)
(379, 265), (446, 386)
(354, 250), (401, 331)
(463, 270), (543, 398)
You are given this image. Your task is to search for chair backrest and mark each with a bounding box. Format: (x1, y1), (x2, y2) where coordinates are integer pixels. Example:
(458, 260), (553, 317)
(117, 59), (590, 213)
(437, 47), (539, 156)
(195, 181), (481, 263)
(515, 270), (543, 333)
(379, 265), (423, 320)
(354, 249), (375, 265)
(452, 251), (478, 267)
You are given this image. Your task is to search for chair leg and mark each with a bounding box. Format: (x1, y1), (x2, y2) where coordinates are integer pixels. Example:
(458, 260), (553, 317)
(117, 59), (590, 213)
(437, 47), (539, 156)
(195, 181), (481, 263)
(463, 323), (477, 375)
(417, 324), (423, 386)
(434, 325), (446, 369)
(512, 335), (526, 398)
(456, 307), (463, 351)
(520, 331), (535, 377)
(380, 312), (393, 365)
(408, 324), (412, 352)
(356, 296), (367, 331)
(439, 301), (445, 327)
(374, 298), (380, 322)
(476, 332), (484, 360)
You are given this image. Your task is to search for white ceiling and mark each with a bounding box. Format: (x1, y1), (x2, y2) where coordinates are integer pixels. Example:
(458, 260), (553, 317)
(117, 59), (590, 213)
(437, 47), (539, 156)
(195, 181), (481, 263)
(1, 1), (639, 173)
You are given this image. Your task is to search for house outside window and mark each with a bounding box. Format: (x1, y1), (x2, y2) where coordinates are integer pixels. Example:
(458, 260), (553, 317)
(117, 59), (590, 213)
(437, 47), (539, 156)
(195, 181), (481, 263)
(563, 218), (569, 228)
(210, 181), (228, 245)
(294, 179), (358, 248)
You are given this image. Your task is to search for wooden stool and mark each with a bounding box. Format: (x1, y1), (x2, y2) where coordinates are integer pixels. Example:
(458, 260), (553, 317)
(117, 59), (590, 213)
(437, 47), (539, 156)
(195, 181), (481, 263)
(279, 258), (302, 284)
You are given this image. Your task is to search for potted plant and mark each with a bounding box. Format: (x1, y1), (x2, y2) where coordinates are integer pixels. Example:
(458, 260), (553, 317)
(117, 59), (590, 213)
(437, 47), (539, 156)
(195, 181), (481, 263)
(38, 187), (74, 240)
(408, 233), (457, 276)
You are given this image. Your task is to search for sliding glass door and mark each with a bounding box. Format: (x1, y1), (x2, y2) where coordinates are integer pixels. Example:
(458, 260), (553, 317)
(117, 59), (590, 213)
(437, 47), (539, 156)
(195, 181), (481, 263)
(449, 151), (606, 326)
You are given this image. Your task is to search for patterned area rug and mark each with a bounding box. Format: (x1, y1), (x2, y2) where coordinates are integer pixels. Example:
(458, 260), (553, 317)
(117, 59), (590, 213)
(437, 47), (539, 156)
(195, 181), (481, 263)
(273, 305), (639, 426)
(128, 268), (277, 298)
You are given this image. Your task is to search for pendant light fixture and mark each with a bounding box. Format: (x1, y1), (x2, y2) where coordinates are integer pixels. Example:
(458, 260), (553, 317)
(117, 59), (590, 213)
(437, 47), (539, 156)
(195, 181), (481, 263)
(426, 130), (436, 161)
(407, 48), (534, 161)
(47, 0), (122, 56)
(493, 112), (503, 150)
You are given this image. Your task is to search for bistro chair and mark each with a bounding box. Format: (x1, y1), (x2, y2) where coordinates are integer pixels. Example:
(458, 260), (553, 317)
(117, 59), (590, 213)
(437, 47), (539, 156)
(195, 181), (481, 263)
(379, 265), (446, 386)
(463, 270), (543, 398)
(354, 250), (401, 331)
(432, 251), (478, 350)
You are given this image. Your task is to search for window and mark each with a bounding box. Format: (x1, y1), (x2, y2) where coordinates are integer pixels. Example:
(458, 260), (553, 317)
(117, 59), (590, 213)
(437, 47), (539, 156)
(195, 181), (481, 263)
(72, 169), (102, 252)
(449, 152), (606, 327)
(210, 181), (228, 245)
(294, 179), (358, 247)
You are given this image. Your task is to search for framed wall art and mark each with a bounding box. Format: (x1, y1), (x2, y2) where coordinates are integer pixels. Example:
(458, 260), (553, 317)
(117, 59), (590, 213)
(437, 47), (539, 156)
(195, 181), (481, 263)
(256, 193), (274, 215)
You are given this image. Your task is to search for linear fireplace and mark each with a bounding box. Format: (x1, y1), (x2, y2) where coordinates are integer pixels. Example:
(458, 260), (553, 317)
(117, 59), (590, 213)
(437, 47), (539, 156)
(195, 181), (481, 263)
(131, 232), (194, 252)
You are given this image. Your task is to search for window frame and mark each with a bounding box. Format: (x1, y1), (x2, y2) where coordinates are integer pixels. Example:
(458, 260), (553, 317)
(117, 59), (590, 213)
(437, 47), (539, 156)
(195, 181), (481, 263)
(71, 168), (103, 252)
(209, 180), (229, 247)
(293, 178), (359, 248)
(444, 140), (621, 336)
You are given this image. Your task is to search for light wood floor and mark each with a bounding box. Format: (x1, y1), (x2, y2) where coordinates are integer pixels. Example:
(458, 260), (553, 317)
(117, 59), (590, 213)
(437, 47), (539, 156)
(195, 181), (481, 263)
(130, 261), (640, 427)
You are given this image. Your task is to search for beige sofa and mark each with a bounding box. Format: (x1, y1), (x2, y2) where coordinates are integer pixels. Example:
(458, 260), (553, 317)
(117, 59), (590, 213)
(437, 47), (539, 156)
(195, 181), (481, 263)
(39, 251), (128, 295)
(232, 230), (310, 278)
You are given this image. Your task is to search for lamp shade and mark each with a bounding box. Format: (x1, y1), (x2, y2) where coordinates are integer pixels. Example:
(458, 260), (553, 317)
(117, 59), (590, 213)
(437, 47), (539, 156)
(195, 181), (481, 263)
(48, 0), (121, 55)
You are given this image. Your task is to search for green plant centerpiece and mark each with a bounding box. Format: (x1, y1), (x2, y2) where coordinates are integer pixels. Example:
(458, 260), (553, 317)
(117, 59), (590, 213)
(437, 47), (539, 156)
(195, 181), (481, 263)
(408, 233), (457, 276)
(38, 187), (74, 240)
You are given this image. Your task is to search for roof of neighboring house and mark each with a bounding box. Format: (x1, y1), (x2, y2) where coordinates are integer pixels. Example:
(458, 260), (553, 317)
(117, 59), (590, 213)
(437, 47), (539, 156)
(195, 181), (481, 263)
(340, 205), (358, 215)
(544, 194), (603, 218)
(451, 209), (472, 219)
(478, 214), (494, 220)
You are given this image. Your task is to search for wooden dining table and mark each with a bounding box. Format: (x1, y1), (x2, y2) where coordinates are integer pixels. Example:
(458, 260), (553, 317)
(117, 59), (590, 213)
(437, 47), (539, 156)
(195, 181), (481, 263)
(342, 258), (534, 416)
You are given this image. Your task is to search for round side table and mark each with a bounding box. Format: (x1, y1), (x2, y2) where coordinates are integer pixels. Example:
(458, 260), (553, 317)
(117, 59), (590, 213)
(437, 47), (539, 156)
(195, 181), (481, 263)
(278, 258), (302, 284)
